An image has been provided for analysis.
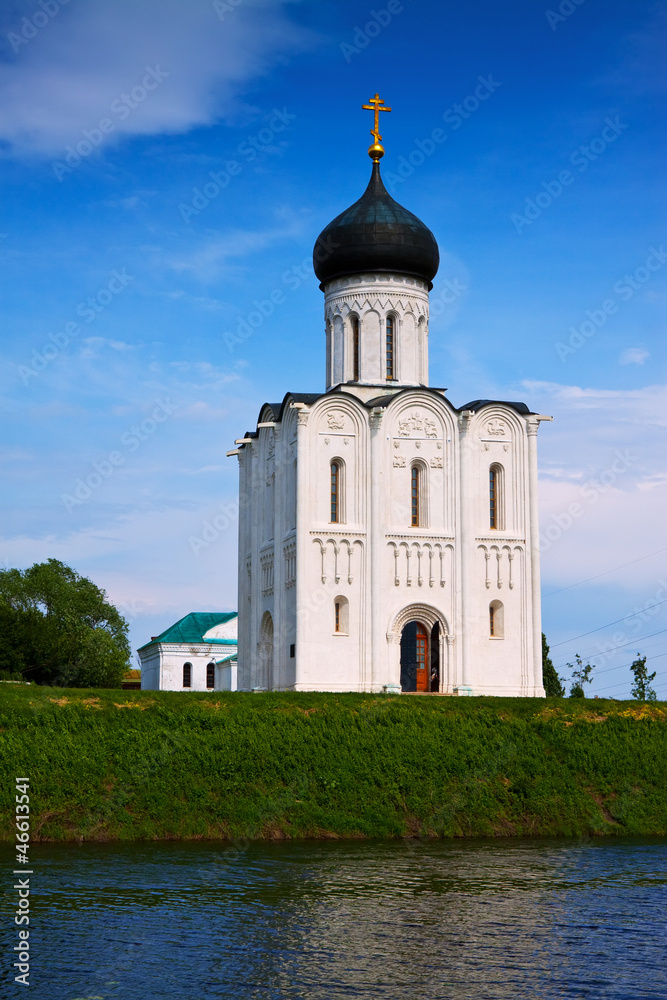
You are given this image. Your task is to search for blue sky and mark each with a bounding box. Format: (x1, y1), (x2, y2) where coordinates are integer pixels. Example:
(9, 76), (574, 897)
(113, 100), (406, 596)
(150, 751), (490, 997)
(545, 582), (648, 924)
(1, 0), (665, 696)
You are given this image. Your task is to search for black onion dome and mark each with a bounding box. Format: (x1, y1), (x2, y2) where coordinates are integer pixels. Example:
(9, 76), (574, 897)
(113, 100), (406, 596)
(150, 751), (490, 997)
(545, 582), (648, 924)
(313, 161), (439, 288)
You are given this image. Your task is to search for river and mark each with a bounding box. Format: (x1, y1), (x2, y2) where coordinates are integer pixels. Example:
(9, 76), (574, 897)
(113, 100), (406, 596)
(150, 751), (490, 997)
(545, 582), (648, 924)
(2, 837), (666, 998)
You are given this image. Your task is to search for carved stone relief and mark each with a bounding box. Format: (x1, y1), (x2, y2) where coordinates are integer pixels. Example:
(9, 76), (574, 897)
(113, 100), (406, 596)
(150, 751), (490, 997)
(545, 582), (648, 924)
(398, 411), (438, 438)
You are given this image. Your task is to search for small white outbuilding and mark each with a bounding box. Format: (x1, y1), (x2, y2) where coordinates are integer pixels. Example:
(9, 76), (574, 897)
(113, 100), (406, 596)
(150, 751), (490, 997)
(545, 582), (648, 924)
(138, 612), (237, 692)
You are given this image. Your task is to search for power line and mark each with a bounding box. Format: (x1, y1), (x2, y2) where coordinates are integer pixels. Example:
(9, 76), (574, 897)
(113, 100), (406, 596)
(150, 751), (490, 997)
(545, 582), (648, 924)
(558, 652), (667, 684)
(594, 673), (666, 694)
(554, 629), (667, 668)
(543, 546), (667, 599)
(550, 600), (667, 648)
(592, 651), (667, 678)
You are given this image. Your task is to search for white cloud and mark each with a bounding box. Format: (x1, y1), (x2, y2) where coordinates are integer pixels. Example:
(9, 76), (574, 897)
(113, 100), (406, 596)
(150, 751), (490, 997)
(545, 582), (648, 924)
(167, 214), (305, 280)
(522, 380), (667, 427)
(0, 0), (314, 156)
(0, 502), (239, 652)
(619, 347), (649, 366)
(523, 381), (667, 591)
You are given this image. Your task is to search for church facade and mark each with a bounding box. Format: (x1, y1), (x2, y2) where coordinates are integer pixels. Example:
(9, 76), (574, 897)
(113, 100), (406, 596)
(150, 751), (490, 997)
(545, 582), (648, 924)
(228, 98), (550, 696)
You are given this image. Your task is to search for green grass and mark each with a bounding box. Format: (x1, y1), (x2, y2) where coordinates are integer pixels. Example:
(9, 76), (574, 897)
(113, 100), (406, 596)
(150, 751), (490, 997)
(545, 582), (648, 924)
(1, 685), (666, 843)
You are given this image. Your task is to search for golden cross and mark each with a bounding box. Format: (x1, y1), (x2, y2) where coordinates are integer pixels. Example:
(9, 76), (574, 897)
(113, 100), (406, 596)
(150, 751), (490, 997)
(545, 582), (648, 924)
(362, 92), (391, 150)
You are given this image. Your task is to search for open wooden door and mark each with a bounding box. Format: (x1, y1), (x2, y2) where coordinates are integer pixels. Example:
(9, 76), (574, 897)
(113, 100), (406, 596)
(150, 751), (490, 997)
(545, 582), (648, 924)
(415, 624), (429, 692)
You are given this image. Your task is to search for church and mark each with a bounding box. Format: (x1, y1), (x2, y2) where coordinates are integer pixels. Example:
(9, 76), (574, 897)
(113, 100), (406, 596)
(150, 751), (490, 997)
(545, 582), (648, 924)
(228, 95), (551, 696)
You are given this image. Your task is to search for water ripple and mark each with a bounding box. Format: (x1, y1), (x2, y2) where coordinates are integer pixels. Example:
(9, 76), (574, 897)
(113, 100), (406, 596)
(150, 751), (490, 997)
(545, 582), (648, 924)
(1, 838), (665, 999)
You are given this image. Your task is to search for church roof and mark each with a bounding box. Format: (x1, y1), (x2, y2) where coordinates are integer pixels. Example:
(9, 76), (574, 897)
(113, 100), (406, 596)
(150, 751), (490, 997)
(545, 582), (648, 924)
(236, 390), (537, 444)
(137, 612), (237, 651)
(313, 160), (440, 288)
(460, 399), (532, 415)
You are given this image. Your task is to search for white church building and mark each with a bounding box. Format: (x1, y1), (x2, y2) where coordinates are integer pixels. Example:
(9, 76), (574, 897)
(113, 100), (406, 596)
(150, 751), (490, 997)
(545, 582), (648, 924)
(228, 96), (551, 696)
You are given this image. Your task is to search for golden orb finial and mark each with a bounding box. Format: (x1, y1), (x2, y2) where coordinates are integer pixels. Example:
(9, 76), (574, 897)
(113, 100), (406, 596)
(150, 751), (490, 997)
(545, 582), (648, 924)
(362, 92), (391, 161)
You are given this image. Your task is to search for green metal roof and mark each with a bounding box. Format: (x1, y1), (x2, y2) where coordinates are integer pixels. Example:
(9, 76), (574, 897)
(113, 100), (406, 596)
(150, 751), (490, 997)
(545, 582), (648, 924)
(216, 653), (238, 665)
(138, 612), (237, 652)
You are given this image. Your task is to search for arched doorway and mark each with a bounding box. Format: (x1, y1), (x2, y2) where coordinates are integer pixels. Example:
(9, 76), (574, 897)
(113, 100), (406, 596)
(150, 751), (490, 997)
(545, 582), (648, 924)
(400, 621), (439, 693)
(258, 612), (274, 690)
(390, 604), (450, 694)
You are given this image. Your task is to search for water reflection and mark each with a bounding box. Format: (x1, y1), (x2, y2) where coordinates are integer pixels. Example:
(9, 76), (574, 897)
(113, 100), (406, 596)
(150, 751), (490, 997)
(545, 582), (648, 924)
(1, 838), (665, 999)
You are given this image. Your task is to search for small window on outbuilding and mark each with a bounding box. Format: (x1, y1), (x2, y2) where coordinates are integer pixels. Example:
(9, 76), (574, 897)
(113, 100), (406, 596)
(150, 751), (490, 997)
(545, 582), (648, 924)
(183, 662), (192, 688)
(206, 662), (215, 689)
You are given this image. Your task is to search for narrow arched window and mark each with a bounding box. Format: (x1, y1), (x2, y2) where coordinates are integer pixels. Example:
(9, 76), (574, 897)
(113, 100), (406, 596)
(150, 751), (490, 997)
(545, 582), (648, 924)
(386, 315), (395, 380)
(411, 465), (420, 526)
(206, 662), (215, 689)
(183, 662), (192, 688)
(330, 460), (342, 523)
(329, 458), (346, 524)
(409, 462), (428, 528)
(489, 465), (504, 529)
(489, 601), (504, 638)
(351, 315), (360, 381)
(333, 596), (349, 634)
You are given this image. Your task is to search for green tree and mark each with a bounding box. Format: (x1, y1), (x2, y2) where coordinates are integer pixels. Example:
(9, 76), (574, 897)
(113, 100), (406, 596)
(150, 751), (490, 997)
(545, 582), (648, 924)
(542, 633), (564, 697)
(630, 654), (657, 701)
(567, 653), (595, 698)
(0, 559), (129, 687)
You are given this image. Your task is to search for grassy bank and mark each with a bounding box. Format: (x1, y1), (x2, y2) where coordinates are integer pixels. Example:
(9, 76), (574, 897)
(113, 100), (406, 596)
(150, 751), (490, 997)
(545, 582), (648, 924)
(1, 685), (666, 842)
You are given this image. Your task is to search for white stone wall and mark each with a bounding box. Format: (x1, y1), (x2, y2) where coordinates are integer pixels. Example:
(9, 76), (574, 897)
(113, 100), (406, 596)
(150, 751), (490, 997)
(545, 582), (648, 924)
(237, 403), (299, 691)
(235, 387), (546, 696)
(323, 273), (430, 389)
